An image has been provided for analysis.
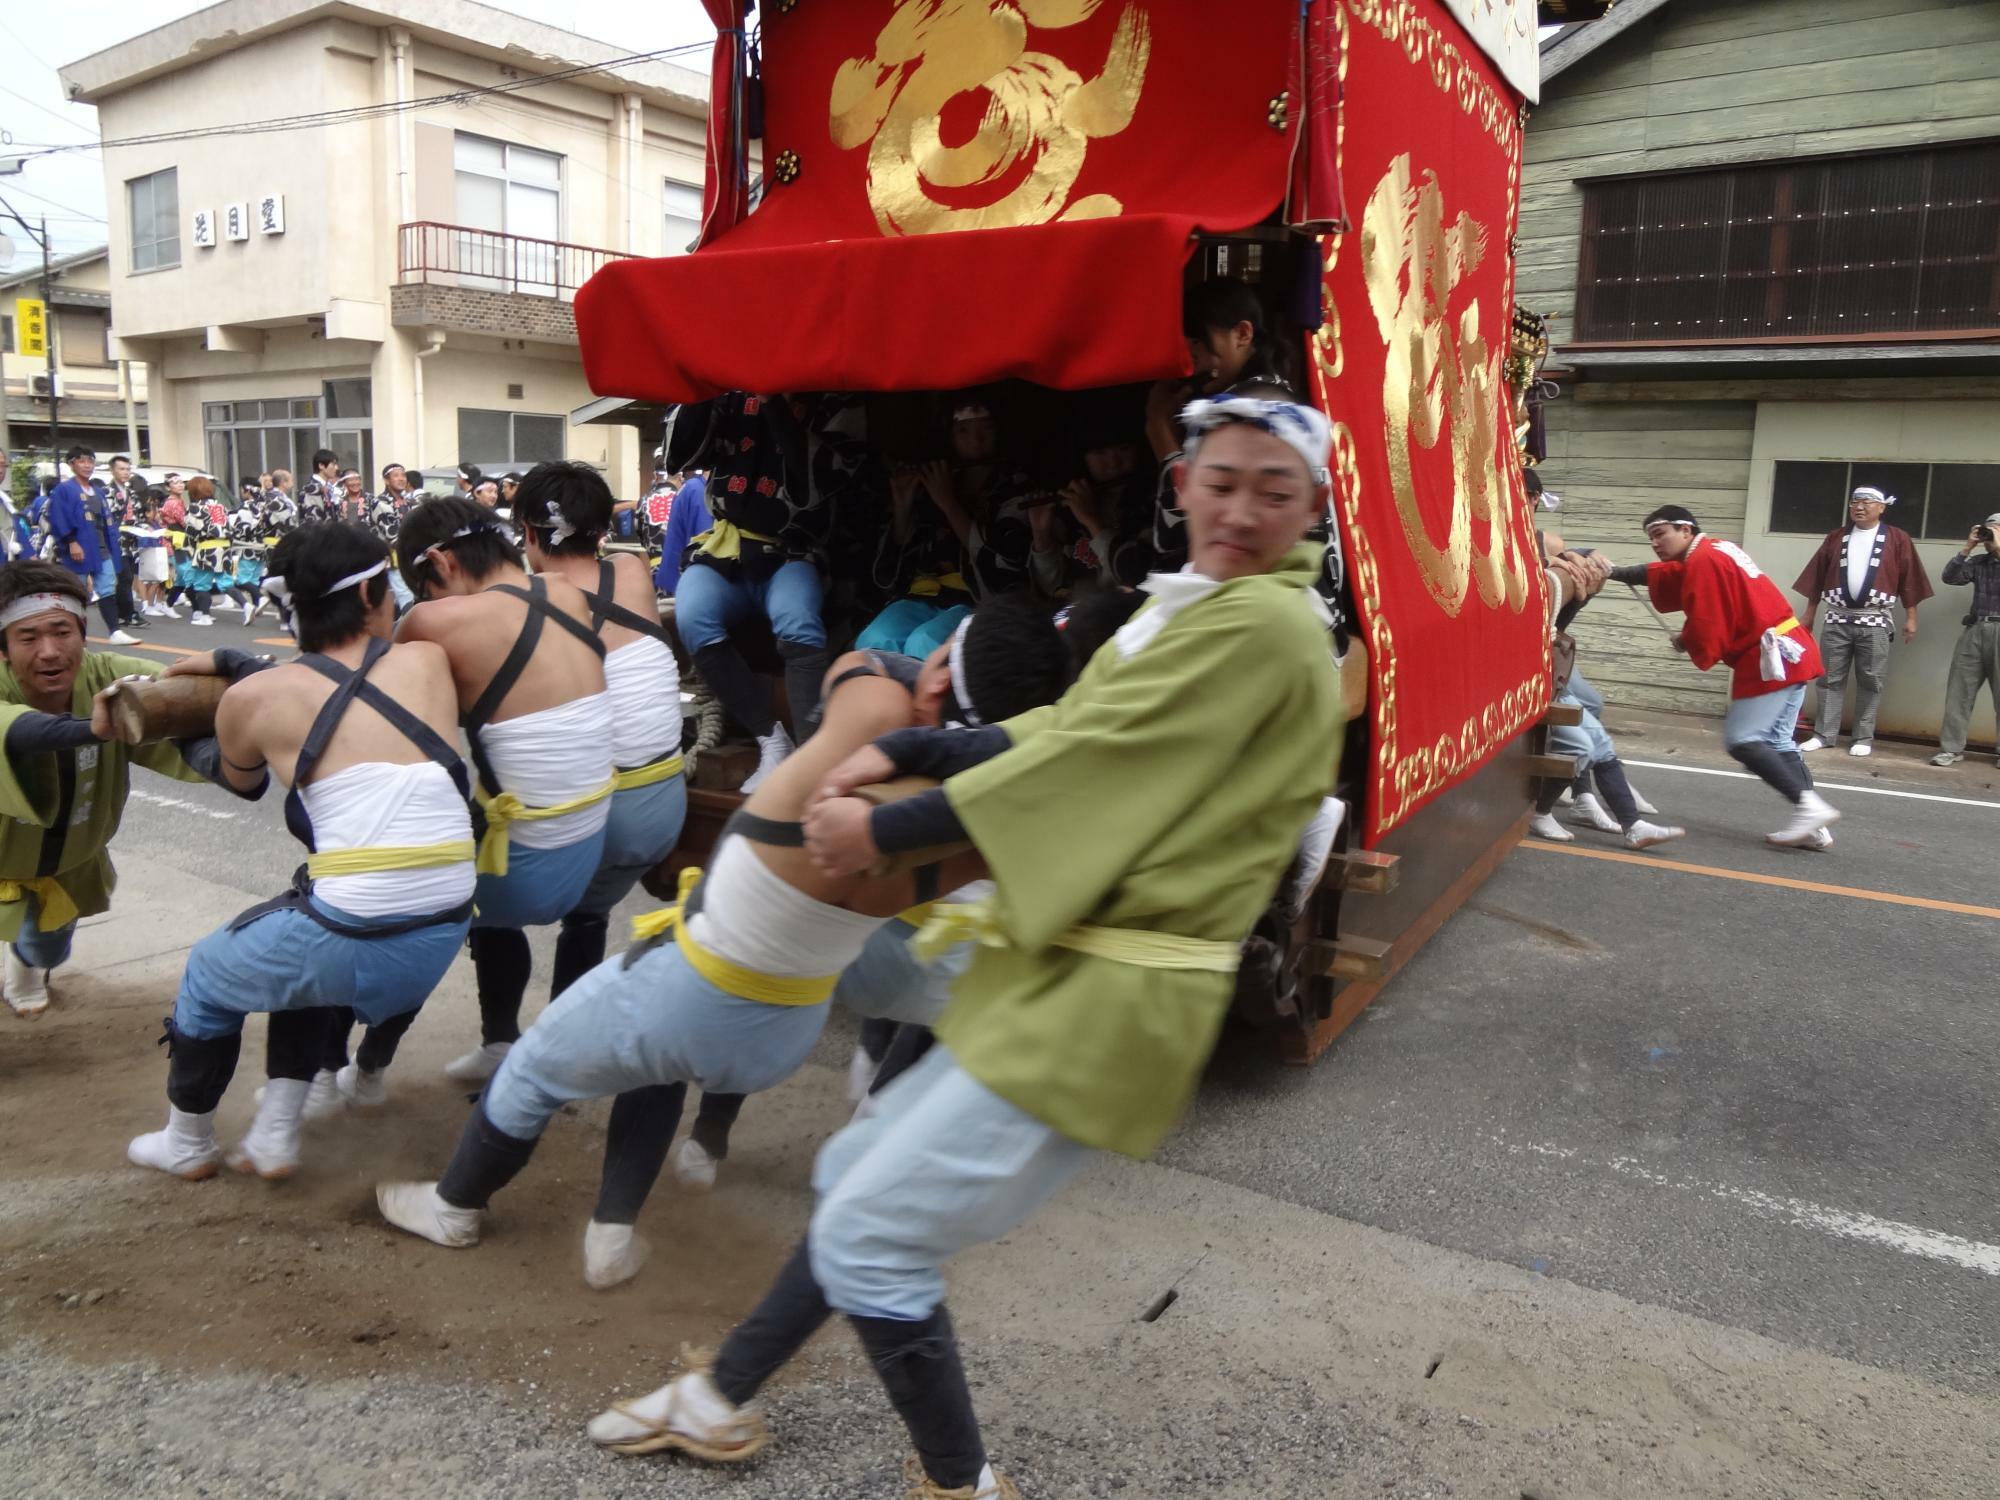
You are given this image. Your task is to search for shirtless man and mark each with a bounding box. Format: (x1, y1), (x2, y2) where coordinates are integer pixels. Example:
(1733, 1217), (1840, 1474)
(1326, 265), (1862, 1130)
(321, 497), (613, 1101)
(126, 524), (477, 1180)
(375, 600), (1069, 1290)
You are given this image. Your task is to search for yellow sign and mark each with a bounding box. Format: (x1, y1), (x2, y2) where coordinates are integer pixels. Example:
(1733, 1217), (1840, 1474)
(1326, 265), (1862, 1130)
(15, 297), (47, 359)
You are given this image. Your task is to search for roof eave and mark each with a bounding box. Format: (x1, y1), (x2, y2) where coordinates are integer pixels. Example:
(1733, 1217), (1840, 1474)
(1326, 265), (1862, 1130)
(1539, 0), (1674, 87)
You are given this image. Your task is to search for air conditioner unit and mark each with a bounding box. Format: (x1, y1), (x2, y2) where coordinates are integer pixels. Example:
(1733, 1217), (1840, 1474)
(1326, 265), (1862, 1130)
(29, 373), (64, 399)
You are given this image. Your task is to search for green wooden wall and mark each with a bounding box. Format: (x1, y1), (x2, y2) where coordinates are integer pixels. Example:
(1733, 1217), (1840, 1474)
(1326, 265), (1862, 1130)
(1521, 0), (2000, 715)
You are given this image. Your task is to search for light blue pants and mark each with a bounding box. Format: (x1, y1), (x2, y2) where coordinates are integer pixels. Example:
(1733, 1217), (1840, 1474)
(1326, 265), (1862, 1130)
(856, 598), (970, 659)
(809, 1045), (1092, 1321)
(1723, 683), (1806, 751)
(572, 773), (686, 918)
(472, 828), (606, 929)
(1549, 686), (1616, 765)
(479, 937), (831, 1141)
(175, 897), (470, 1040)
(1568, 669), (1607, 718)
(10, 896), (75, 970)
(674, 558), (827, 653)
(832, 916), (970, 1029)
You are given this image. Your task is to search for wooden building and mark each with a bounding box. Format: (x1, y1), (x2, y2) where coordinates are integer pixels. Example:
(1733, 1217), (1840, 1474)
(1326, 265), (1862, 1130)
(1522, 0), (2000, 740)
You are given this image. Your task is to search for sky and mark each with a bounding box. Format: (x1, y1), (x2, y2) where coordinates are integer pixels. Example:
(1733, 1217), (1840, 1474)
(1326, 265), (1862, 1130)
(0, 1), (718, 262)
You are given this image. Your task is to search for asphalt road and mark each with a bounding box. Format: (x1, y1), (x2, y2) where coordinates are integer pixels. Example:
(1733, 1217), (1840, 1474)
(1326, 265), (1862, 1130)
(91, 611), (2000, 1406)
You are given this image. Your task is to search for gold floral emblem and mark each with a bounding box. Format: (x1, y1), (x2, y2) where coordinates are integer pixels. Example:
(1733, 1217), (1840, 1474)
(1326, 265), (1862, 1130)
(829, 0), (1152, 237)
(1361, 153), (1530, 618)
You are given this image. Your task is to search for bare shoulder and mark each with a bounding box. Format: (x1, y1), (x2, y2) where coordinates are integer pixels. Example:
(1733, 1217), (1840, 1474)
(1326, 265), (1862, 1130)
(610, 551), (655, 590)
(822, 668), (914, 732)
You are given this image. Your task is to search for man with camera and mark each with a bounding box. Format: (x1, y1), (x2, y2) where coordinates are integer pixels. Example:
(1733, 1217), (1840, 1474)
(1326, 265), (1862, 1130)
(1931, 513), (2000, 767)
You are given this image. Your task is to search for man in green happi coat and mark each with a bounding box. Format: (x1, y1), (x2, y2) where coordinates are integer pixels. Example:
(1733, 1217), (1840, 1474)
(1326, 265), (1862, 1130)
(583, 395), (1345, 1499)
(0, 561), (211, 1016)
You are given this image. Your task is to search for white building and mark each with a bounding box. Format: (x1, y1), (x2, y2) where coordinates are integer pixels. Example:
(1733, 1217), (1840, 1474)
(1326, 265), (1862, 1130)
(60, 0), (711, 496)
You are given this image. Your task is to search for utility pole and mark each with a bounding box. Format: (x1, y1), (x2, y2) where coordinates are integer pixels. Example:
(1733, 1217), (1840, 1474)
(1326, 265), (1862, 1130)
(40, 218), (58, 471)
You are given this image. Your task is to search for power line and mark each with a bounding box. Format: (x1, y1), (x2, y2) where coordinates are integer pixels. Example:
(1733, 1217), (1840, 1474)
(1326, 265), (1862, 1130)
(0, 179), (107, 224)
(15, 41), (708, 160)
(0, 80), (100, 142)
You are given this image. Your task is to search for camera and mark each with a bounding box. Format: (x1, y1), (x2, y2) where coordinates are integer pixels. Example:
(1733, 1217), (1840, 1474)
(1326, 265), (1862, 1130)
(1980, 525), (1996, 544)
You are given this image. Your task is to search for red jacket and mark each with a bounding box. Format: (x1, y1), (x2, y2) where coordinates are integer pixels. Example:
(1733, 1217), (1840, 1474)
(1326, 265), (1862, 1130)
(1646, 535), (1823, 700)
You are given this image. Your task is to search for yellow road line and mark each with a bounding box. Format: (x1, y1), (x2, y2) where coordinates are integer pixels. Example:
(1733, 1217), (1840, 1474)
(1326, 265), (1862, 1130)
(1519, 840), (2000, 921)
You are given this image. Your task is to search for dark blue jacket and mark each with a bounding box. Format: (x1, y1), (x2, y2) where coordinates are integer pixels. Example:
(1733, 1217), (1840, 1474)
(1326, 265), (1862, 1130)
(47, 478), (118, 577)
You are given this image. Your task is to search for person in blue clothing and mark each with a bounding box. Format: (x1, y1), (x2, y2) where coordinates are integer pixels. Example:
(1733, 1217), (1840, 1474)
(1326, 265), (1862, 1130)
(46, 447), (139, 645)
(649, 469), (710, 594)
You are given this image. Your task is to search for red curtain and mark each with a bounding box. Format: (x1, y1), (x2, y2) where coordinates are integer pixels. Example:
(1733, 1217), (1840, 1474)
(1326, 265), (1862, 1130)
(1310, 0), (1550, 844)
(696, 0), (748, 246)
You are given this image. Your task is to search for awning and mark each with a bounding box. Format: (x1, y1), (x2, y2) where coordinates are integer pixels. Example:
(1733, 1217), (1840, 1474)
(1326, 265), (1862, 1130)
(579, 1), (1321, 404)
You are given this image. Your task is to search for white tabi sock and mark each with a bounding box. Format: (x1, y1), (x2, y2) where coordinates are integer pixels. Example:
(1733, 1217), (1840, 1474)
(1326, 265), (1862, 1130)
(229, 1077), (308, 1178)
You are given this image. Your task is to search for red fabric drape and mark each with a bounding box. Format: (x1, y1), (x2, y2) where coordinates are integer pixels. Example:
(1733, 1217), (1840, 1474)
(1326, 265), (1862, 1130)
(696, 0), (748, 247)
(1310, 0), (1548, 844)
(579, 1), (1301, 401)
(1288, 0), (1345, 232)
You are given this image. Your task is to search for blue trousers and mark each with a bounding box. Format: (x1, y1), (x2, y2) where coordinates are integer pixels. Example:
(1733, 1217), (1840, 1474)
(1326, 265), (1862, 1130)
(573, 774), (685, 919)
(1723, 683), (1806, 750)
(471, 829), (606, 930)
(10, 897), (75, 970)
(857, 598), (969, 660)
(674, 559), (826, 653)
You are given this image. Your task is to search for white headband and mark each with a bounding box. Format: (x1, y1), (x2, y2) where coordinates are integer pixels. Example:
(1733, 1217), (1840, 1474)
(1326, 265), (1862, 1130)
(945, 614), (981, 726)
(0, 593), (87, 631)
(320, 559), (387, 598)
(1850, 486), (1894, 507)
(1180, 395), (1333, 486)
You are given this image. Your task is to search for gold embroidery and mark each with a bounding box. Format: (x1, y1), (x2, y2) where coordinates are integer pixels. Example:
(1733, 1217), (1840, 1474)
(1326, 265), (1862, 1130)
(829, 0), (1152, 237)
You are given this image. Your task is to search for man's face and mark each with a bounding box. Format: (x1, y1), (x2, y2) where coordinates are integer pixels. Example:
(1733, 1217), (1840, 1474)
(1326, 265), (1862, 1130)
(343, 476), (365, 499)
(1646, 522), (1696, 561)
(1188, 321), (1254, 393)
(912, 641), (955, 727)
(1173, 423), (1322, 582)
(950, 413), (998, 466)
(1084, 443), (1139, 485)
(1848, 493), (1887, 528)
(502, 478), (519, 501)
(167, 476), (185, 496)
(6, 610), (85, 707)
(474, 481), (499, 506)
(385, 468), (407, 495)
(69, 453), (96, 482)
(111, 459), (132, 486)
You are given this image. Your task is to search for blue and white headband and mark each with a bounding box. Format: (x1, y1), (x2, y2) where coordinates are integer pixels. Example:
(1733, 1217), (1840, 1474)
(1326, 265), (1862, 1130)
(1180, 396), (1333, 486)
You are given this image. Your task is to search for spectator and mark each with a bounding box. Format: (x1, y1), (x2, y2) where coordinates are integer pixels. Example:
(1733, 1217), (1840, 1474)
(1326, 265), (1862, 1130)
(46, 446), (139, 645)
(455, 463), (483, 499)
(300, 449), (341, 524)
(1930, 513), (2000, 768)
(337, 469), (369, 524)
(1792, 484), (1932, 758)
(648, 469), (711, 595)
(106, 455), (146, 632)
(1037, 387), (1158, 594)
(131, 493), (172, 617)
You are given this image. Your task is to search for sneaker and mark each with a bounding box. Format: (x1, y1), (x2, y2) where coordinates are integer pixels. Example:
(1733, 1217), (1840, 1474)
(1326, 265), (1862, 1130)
(335, 1062), (388, 1108)
(1623, 819), (1686, 850)
(107, 628), (141, 645)
(1767, 791), (1841, 848)
(127, 1107), (222, 1180)
(189, 612), (214, 626)
(1568, 792), (1622, 834)
(1809, 826), (1834, 851)
(5, 947), (50, 1018)
(739, 723), (795, 795)
(1798, 736), (1829, 753)
(300, 1068), (346, 1121)
(226, 1077), (308, 1179)
(672, 1136), (719, 1194)
(376, 1181), (482, 1248)
(1930, 751), (1961, 767)
(1848, 742), (1873, 758)
(443, 1040), (511, 1083)
(1528, 812), (1574, 843)
(586, 1357), (769, 1459)
(583, 1220), (651, 1289)
(241, 598), (257, 626)
(846, 1042), (878, 1103)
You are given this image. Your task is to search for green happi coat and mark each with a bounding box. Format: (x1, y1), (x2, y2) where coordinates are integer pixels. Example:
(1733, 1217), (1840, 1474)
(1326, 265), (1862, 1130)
(0, 652), (204, 942)
(936, 545), (1343, 1158)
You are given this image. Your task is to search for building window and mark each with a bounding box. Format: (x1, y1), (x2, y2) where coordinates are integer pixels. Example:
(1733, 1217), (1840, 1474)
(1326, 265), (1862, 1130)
(1, 313), (11, 354)
(1768, 458), (2000, 540)
(457, 409), (565, 470)
(128, 168), (180, 273)
(55, 309), (111, 367)
(203, 396), (319, 493)
(455, 133), (562, 294)
(1573, 141), (2000, 345)
(663, 178), (702, 256)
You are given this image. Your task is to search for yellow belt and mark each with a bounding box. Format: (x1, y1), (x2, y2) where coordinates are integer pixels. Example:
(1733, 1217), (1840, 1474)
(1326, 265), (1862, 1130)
(1776, 615), (1803, 635)
(475, 780), (615, 877)
(908, 571), (969, 599)
(306, 839), (476, 881)
(692, 520), (779, 563)
(910, 900), (1242, 974)
(613, 753), (684, 793)
(0, 876), (78, 932)
(896, 901), (938, 930)
(630, 868), (839, 1005)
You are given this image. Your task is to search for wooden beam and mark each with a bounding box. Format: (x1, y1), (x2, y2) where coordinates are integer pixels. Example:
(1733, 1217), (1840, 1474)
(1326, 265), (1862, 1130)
(1326, 848), (1401, 896)
(1305, 936), (1392, 983)
(1528, 752), (1586, 780)
(1540, 702), (1584, 728)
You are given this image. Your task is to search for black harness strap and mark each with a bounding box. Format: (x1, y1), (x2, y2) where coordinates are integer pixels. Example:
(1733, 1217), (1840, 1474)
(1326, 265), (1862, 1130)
(227, 865), (474, 939)
(461, 576), (605, 797)
(582, 558), (675, 646)
(721, 807), (806, 848)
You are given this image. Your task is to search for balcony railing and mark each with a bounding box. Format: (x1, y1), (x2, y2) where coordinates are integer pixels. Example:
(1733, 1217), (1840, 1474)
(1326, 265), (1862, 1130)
(396, 221), (632, 301)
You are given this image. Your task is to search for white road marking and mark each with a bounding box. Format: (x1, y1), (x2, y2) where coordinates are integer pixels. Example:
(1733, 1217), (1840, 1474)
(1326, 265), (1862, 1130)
(130, 788), (237, 822)
(1622, 758), (2000, 811)
(1494, 1136), (2000, 1277)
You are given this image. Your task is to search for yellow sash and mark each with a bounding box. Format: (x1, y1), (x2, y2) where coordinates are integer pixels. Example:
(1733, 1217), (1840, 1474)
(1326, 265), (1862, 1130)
(195, 538), (229, 553)
(630, 867), (839, 1006)
(0, 876), (79, 932)
(306, 839), (477, 881)
(910, 900), (1241, 974)
(475, 781), (615, 877)
(692, 520), (778, 562)
(908, 571), (970, 599)
(1776, 615), (1803, 635)
(613, 753), (684, 793)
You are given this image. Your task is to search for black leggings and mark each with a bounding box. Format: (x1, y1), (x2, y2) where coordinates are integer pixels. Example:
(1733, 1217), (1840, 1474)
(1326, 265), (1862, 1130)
(472, 927), (532, 1046)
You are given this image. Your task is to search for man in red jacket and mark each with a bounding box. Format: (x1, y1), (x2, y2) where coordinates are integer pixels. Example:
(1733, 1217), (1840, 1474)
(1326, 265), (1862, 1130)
(1612, 506), (1837, 848)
